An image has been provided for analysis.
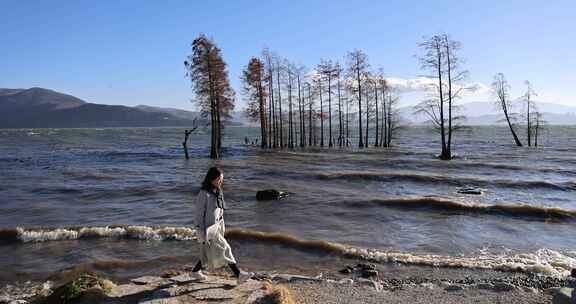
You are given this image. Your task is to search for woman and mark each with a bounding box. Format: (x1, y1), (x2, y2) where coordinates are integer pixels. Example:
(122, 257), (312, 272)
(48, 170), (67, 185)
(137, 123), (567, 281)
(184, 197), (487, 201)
(191, 167), (251, 283)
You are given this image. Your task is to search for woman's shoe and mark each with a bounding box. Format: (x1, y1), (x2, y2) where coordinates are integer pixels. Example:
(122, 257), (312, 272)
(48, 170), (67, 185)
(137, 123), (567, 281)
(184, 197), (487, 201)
(237, 271), (253, 284)
(190, 271), (208, 281)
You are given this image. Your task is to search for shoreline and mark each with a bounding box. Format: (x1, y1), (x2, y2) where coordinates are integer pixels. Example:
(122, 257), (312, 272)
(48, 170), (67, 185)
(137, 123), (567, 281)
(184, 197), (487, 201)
(3, 262), (575, 304)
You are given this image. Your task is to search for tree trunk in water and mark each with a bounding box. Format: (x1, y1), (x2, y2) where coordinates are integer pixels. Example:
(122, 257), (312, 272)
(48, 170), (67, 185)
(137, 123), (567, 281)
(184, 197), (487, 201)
(337, 79), (343, 147)
(319, 80), (324, 147)
(182, 130), (192, 159)
(288, 73), (293, 148)
(328, 75), (333, 147)
(527, 98), (531, 146)
(308, 84), (313, 147)
(258, 79), (267, 148)
(437, 47), (448, 160)
(446, 44), (453, 159)
(357, 64), (364, 148)
(216, 96), (222, 151)
(374, 85), (379, 147)
(505, 113), (523, 147)
(365, 89), (369, 147)
(534, 119), (539, 147)
(276, 68), (283, 148)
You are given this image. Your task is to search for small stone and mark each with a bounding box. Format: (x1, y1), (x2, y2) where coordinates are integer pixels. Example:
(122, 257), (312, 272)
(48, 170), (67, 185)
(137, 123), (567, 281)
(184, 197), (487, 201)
(357, 278), (383, 292)
(438, 281), (449, 288)
(420, 283), (435, 290)
(522, 287), (539, 294)
(475, 283), (494, 290)
(339, 266), (354, 274)
(356, 263), (376, 271)
(552, 287), (573, 304)
(492, 282), (516, 292)
(361, 269), (378, 278)
(338, 278), (354, 285)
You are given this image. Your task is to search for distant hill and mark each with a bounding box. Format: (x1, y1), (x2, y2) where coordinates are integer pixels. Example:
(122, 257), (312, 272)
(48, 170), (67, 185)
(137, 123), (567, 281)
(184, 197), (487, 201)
(399, 101), (576, 125)
(0, 88), (202, 128)
(136, 105), (245, 127)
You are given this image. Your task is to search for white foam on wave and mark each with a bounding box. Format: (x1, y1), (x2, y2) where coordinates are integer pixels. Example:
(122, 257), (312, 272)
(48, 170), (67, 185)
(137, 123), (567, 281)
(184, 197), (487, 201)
(16, 226), (197, 243)
(13, 226), (575, 277)
(343, 246), (576, 277)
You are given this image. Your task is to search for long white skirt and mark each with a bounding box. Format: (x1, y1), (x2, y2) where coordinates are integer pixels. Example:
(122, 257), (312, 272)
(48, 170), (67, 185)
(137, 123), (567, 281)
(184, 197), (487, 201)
(200, 220), (236, 269)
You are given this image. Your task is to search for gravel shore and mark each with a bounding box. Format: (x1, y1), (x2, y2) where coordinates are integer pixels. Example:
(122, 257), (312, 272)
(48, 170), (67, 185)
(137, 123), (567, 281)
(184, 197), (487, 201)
(1, 263), (574, 303)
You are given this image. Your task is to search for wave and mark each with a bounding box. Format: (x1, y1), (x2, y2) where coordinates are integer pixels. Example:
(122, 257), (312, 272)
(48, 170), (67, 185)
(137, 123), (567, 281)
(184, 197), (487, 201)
(5, 226), (575, 277)
(0, 226), (196, 243)
(316, 170), (576, 191)
(346, 197), (576, 222)
(226, 228), (575, 278)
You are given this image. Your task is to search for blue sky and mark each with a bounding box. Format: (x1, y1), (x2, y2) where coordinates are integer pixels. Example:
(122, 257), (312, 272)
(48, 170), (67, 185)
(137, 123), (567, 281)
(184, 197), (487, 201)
(1, 0), (575, 110)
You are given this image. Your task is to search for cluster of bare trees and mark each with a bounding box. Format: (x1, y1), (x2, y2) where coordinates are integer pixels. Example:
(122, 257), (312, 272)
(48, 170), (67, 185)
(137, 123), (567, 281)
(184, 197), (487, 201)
(185, 34), (235, 159)
(185, 33), (547, 160)
(242, 49), (401, 151)
(492, 74), (545, 147)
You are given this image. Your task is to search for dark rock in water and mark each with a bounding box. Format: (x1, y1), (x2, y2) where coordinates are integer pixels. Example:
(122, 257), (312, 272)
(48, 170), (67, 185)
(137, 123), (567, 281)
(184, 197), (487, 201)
(256, 189), (288, 201)
(457, 187), (482, 195)
(571, 269), (576, 278)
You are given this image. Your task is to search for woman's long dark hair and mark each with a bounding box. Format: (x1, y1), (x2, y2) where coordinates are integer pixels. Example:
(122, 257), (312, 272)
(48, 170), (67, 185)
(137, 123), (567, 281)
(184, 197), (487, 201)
(200, 166), (226, 209)
(201, 166), (223, 192)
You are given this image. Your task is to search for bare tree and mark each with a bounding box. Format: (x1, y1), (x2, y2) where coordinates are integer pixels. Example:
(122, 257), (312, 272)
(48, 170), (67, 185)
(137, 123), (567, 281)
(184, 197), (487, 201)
(286, 61), (296, 148)
(347, 49), (370, 148)
(533, 111), (545, 147)
(492, 73), (523, 147)
(307, 82), (314, 147)
(522, 80), (537, 146)
(377, 75), (388, 147)
(242, 57), (268, 148)
(316, 73), (325, 146)
(384, 89), (401, 147)
(185, 34), (235, 159)
(275, 58), (284, 148)
(318, 60), (339, 147)
(335, 62), (344, 147)
(296, 65), (307, 148)
(415, 34), (466, 160)
(262, 49), (276, 148)
(364, 72), (372, 146)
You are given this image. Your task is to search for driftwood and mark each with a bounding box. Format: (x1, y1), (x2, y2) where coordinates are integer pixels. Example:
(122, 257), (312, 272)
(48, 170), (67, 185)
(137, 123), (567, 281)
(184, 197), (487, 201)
(182, 127), (198, 159)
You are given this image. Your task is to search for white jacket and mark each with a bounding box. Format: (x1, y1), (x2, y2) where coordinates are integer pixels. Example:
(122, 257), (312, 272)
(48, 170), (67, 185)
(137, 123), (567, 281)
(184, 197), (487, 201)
(194, 189), (223, 243)
(193, 189), (237, 268)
